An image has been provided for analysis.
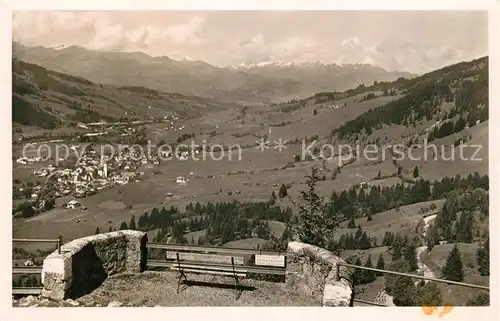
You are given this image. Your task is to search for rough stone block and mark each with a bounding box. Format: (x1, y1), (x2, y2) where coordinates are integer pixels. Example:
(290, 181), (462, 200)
(286, 241), (353, 307)
(41, 230), (146, 300)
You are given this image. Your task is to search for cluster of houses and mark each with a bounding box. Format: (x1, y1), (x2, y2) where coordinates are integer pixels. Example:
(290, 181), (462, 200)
(23, 147), (153, 212)
(16, 156), (44, 165)
(326, 103), (347, 109)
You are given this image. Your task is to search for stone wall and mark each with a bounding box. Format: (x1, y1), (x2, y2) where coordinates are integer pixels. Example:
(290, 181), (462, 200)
(286, 241), (353, 307)
(41, 230), (147, 300)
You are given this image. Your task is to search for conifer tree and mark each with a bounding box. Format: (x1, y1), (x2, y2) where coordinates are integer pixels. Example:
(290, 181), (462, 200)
(376, 253), (385, 276)
(426, 224), (438, 252)
(294, 167), (340, 248)
(270, 191), (277, 205)
(392, 240), (403, 261)
(95, 227), (100, 235)
(404, 243), (418, 272)
(441, 244), (464, 281)
(476, 238), (490, 276)
(129, 215), (136, 230)
(278, 184), (288, 198)
(367, 212), (372, 222)
(362, 255), (377, 283)
(353, 257), (363, 285)
(347, 216), (356, 228)
(119, 221), (128, 230)
(108, 226), (113, 233)
(415, 282), (442, 306)
(413, 166), (420, 178)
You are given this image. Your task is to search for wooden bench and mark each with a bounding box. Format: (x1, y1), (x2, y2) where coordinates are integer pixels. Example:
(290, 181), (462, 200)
(175, 253), (246, 298)
(146, 244), (286, 300)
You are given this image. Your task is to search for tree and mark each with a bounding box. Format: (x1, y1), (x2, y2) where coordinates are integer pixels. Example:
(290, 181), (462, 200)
(376, 253), (385, 276)
(347, 216), (356, 228)
(43, 198), (55, 211)
(466, 293), (489, 306)
(367, 212), (372, 222)
(404, 243), (418, 272)
(392, 275), (417, 306)
(392, 241), (403, 261)
(426, 224), (438, 252)
(270, 191), (277, 205)
(397, 166), (403, 176)
(476, 238), (489, 276)
(413, 166), (420, 178)
(95, 227), (100, 235)
(385, 259), (410, 292)
(441, 244), (464, 281)
(313, 109), (318, 116)
(353, 257), (363, 285)
(358, 232), (371, 250)
(294, 167), (340, 248)
(129, 215), (136, 230)
(377, 170), (381, 178)
(278, 184), (288, 198)
(453, 117), (466, 133)
(119, 221), (128, 230)
(16, 202), (35, 218)
(362, 255), (377, 283)
(415, 282), (442, 306)
(108, 226), (113, 233)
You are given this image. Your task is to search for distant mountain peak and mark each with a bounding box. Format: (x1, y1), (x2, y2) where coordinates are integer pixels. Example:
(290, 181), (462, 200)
(230, 60), (387, 71)
(232, 60), (329, 69)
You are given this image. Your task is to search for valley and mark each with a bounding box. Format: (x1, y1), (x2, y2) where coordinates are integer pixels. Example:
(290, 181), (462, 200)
(11, 44), (489, 307)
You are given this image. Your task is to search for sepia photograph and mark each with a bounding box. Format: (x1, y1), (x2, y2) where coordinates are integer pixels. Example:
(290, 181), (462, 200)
(7, 7), (493, 313)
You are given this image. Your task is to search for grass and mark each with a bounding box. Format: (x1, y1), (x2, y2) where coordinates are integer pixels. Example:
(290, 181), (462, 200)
(414, 243), (488, 306)
(266, 220), (286, 238)
(335, 199), (446, 243)
(223, 238), (268, 249)
(184, 229), (207, 244)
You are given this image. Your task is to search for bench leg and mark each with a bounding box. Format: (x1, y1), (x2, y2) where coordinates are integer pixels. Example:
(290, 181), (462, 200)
(177, 268), (188, 293)
(176, 253), (188, 293)
(231, 257), (243, 300)
(234, 274), (243, 300)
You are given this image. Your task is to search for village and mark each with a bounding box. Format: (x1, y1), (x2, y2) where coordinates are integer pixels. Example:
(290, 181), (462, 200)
(13, 144), (159, 214)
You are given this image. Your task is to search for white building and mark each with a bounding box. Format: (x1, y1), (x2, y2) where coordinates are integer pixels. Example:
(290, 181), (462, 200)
(66, 200), (81, 209)
(175, 176), (187, 184)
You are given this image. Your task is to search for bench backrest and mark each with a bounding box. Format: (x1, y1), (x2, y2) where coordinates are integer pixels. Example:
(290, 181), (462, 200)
(149, 243), (286, 268)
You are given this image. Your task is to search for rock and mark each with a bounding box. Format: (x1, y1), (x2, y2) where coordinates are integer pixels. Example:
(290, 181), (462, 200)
(39, 298), (50, 305)
(24, 295), (36, 303)
(65, 299), (80, 306)
(107, 300), (123, 307)
(18, 295), (37, 306)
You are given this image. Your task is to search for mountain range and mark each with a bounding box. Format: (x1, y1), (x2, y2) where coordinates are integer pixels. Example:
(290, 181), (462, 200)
(13, 42), (415, 103)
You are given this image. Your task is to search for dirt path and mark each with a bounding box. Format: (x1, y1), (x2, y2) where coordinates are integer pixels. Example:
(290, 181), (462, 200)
(376, 214), (438, 305)
(416, 214), (437, 284)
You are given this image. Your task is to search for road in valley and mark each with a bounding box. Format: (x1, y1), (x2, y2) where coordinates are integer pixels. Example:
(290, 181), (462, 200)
(374, 214), (438, 306)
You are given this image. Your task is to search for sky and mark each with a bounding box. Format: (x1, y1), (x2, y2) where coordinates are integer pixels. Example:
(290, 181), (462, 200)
(12, 11), (488, 74)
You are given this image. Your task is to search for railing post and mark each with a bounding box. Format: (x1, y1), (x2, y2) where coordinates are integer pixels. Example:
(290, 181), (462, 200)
(57, 238), (61, 254)
(336, 262), (341, 281)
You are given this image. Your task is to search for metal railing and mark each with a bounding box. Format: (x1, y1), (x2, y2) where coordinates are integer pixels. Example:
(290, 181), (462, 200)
(146, 242), (284, 256)
(13, 238), (61, 254)
(336, 262), (490, 306)
(12, 238), (62, 296)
